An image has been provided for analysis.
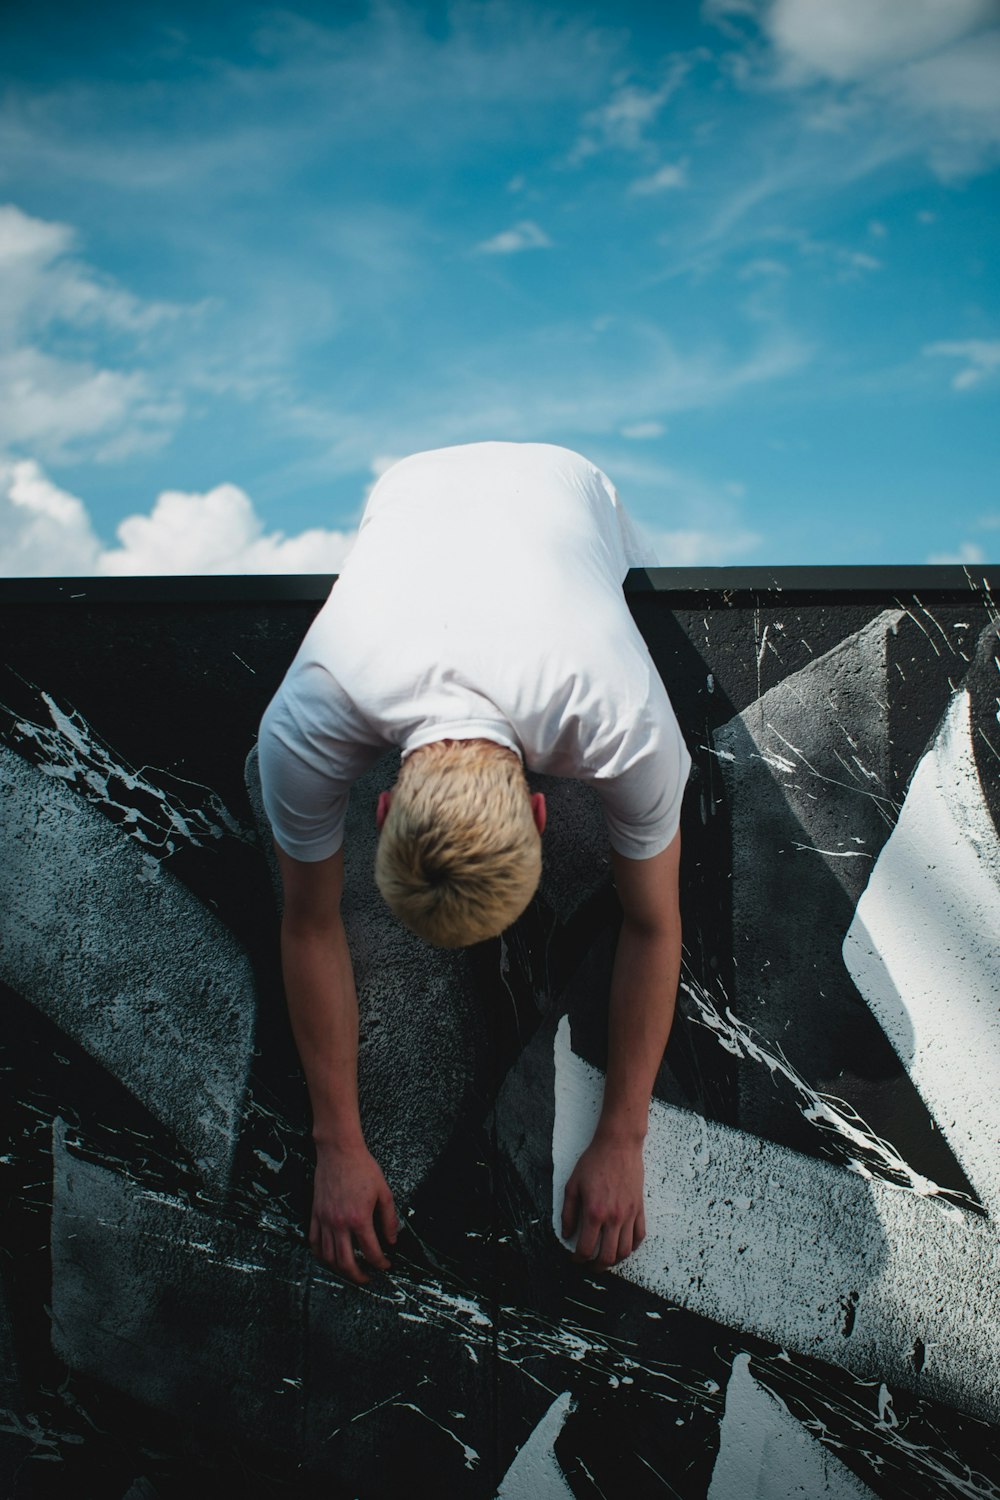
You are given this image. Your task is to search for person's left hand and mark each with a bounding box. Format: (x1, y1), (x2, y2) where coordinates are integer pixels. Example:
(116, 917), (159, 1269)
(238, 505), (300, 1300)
(561, 1131), (646, 1268)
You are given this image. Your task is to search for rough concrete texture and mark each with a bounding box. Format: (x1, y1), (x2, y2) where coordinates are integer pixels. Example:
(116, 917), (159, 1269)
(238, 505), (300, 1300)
(527, 772), (610, 923)
(716, 607), (900, 910)
(50, 1120), (497, 1483)
(713, 612), (911, 1134)
(50, 1119), (306, 1451)
(0, 746), (256, 1188)
(246, 745), (489, 1207)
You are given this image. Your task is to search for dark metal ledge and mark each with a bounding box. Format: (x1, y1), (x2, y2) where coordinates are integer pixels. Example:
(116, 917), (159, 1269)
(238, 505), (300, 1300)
(0, 563), (995, 606)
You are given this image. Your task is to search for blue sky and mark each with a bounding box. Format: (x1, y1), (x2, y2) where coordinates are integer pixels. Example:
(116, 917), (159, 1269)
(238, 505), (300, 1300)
(1, 0), (998, 573)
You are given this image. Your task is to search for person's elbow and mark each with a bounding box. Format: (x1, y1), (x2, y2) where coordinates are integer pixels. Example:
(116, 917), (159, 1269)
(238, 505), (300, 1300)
(619, 900), (680, 948)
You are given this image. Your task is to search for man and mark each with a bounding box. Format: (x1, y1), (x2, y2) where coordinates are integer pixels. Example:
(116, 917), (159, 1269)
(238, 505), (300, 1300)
(258, 441), (690, 1284)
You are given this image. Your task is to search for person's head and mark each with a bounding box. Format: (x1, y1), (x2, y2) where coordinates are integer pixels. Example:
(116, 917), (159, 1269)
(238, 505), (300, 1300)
(374, 738), (546, 948)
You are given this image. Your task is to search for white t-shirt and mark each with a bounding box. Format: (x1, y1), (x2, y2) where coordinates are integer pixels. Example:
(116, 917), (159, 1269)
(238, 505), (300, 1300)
(259, 442), (690, 862)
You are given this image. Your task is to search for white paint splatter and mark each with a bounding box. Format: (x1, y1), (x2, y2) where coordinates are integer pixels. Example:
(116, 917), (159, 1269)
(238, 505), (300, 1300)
(876, 1383), (897, 1430)
(759, 750), (798, 774)
(354, 1256), (714, 1415)
(496, 1391), (576, 1499)
(843, 689), (1000, 1219)
(765, 723), (897, 826)
(708, 1353), (877, 1499)
(678, 973), (976, 1212)
(752, 1348), (1000, 1500)
(0, 1408), (86, 1455)
(389, 1401), (480, 1469)
(1, 686), (253, 857)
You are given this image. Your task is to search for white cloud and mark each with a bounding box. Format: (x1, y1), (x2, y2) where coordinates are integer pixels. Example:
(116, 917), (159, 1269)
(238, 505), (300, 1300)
(926, 511), (1000, 562)
(295, 313), (812, 484)
(706, 0), (1000, 185)
(0, 202), (73, 268)
(777, 229), (883, 280)
(569, 55), (699, 163)
(924, 338), (1000, 390)
(0, 347), (157, 455)
(0, 202), (184, 340)
(580, 448), (762, 565)
(0, 204), (187, 463)
(475, 221), (552, 255)
(755, 0), (998, 83)
(0, 7), (615, 196)
(0, 459), (102, 575)
(927, 541), (988, 564)
(628, 161), (688, 196)
(0, 460), (357, 576)
(359, 454), (404, 510)
(649, 527), (762, 565)
(620, 421), (666, 440)
(370, 454), (402, 480)
(101, 485), (356, 575)
(891, 29), (1000, 177)
(738, 257), (790, 279)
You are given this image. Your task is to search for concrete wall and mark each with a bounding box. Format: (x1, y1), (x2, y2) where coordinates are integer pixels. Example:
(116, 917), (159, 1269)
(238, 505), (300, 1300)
(1, 574), (998, 1499)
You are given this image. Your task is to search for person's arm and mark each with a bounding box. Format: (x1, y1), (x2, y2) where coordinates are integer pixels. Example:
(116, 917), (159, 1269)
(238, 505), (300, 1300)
(561, 829), (681, 1267)
(275, 843), (397, 1284)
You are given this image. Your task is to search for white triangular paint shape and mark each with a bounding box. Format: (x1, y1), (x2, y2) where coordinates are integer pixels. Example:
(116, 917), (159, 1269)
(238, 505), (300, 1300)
(496, 1390), (576, 1499)
(552, 1014), (602, 1251)
(843, 688), (1000, 1217)
(707, 1354), (877, 1500)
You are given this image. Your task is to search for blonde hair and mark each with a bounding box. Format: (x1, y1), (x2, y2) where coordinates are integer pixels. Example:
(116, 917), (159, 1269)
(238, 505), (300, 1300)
(375, 739), (541, 947)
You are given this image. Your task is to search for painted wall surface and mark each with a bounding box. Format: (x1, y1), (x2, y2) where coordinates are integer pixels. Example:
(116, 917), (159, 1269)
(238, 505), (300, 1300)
(1, 576), (998, 1500)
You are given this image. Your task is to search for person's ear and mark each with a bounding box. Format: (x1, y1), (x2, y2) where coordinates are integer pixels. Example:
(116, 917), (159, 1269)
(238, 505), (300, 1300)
(376, 790), (393, 832)
(530, 792), (547, 834)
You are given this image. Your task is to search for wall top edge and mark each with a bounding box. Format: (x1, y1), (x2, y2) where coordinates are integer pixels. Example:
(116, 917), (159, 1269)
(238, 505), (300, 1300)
(0, 564), (994, 606)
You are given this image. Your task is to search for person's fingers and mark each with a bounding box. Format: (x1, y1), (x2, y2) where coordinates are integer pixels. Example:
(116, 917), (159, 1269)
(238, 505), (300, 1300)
(561, 1180), (580, 1241)
(356, 1221), (391, 1273)
(595, 1219), (620, 1268)
(573, 1211), (603, 1263)
(326, 1224), (346, 1272)
(319, 1222), (337, 1269)
(377, 1186), (398, 1246)
(334, 1229), (368, 1285)
(614, 1223), (635, 1265)
(635, 1208), (646, 1248)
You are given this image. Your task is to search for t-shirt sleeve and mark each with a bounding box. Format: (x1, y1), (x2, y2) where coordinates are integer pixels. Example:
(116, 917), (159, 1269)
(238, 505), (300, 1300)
(257, 663), (385, 862)
(594, 674), (692, 860)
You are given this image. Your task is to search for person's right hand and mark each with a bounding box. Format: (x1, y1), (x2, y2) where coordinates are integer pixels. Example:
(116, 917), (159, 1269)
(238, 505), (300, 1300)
(309, 1140), (398, 1284)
